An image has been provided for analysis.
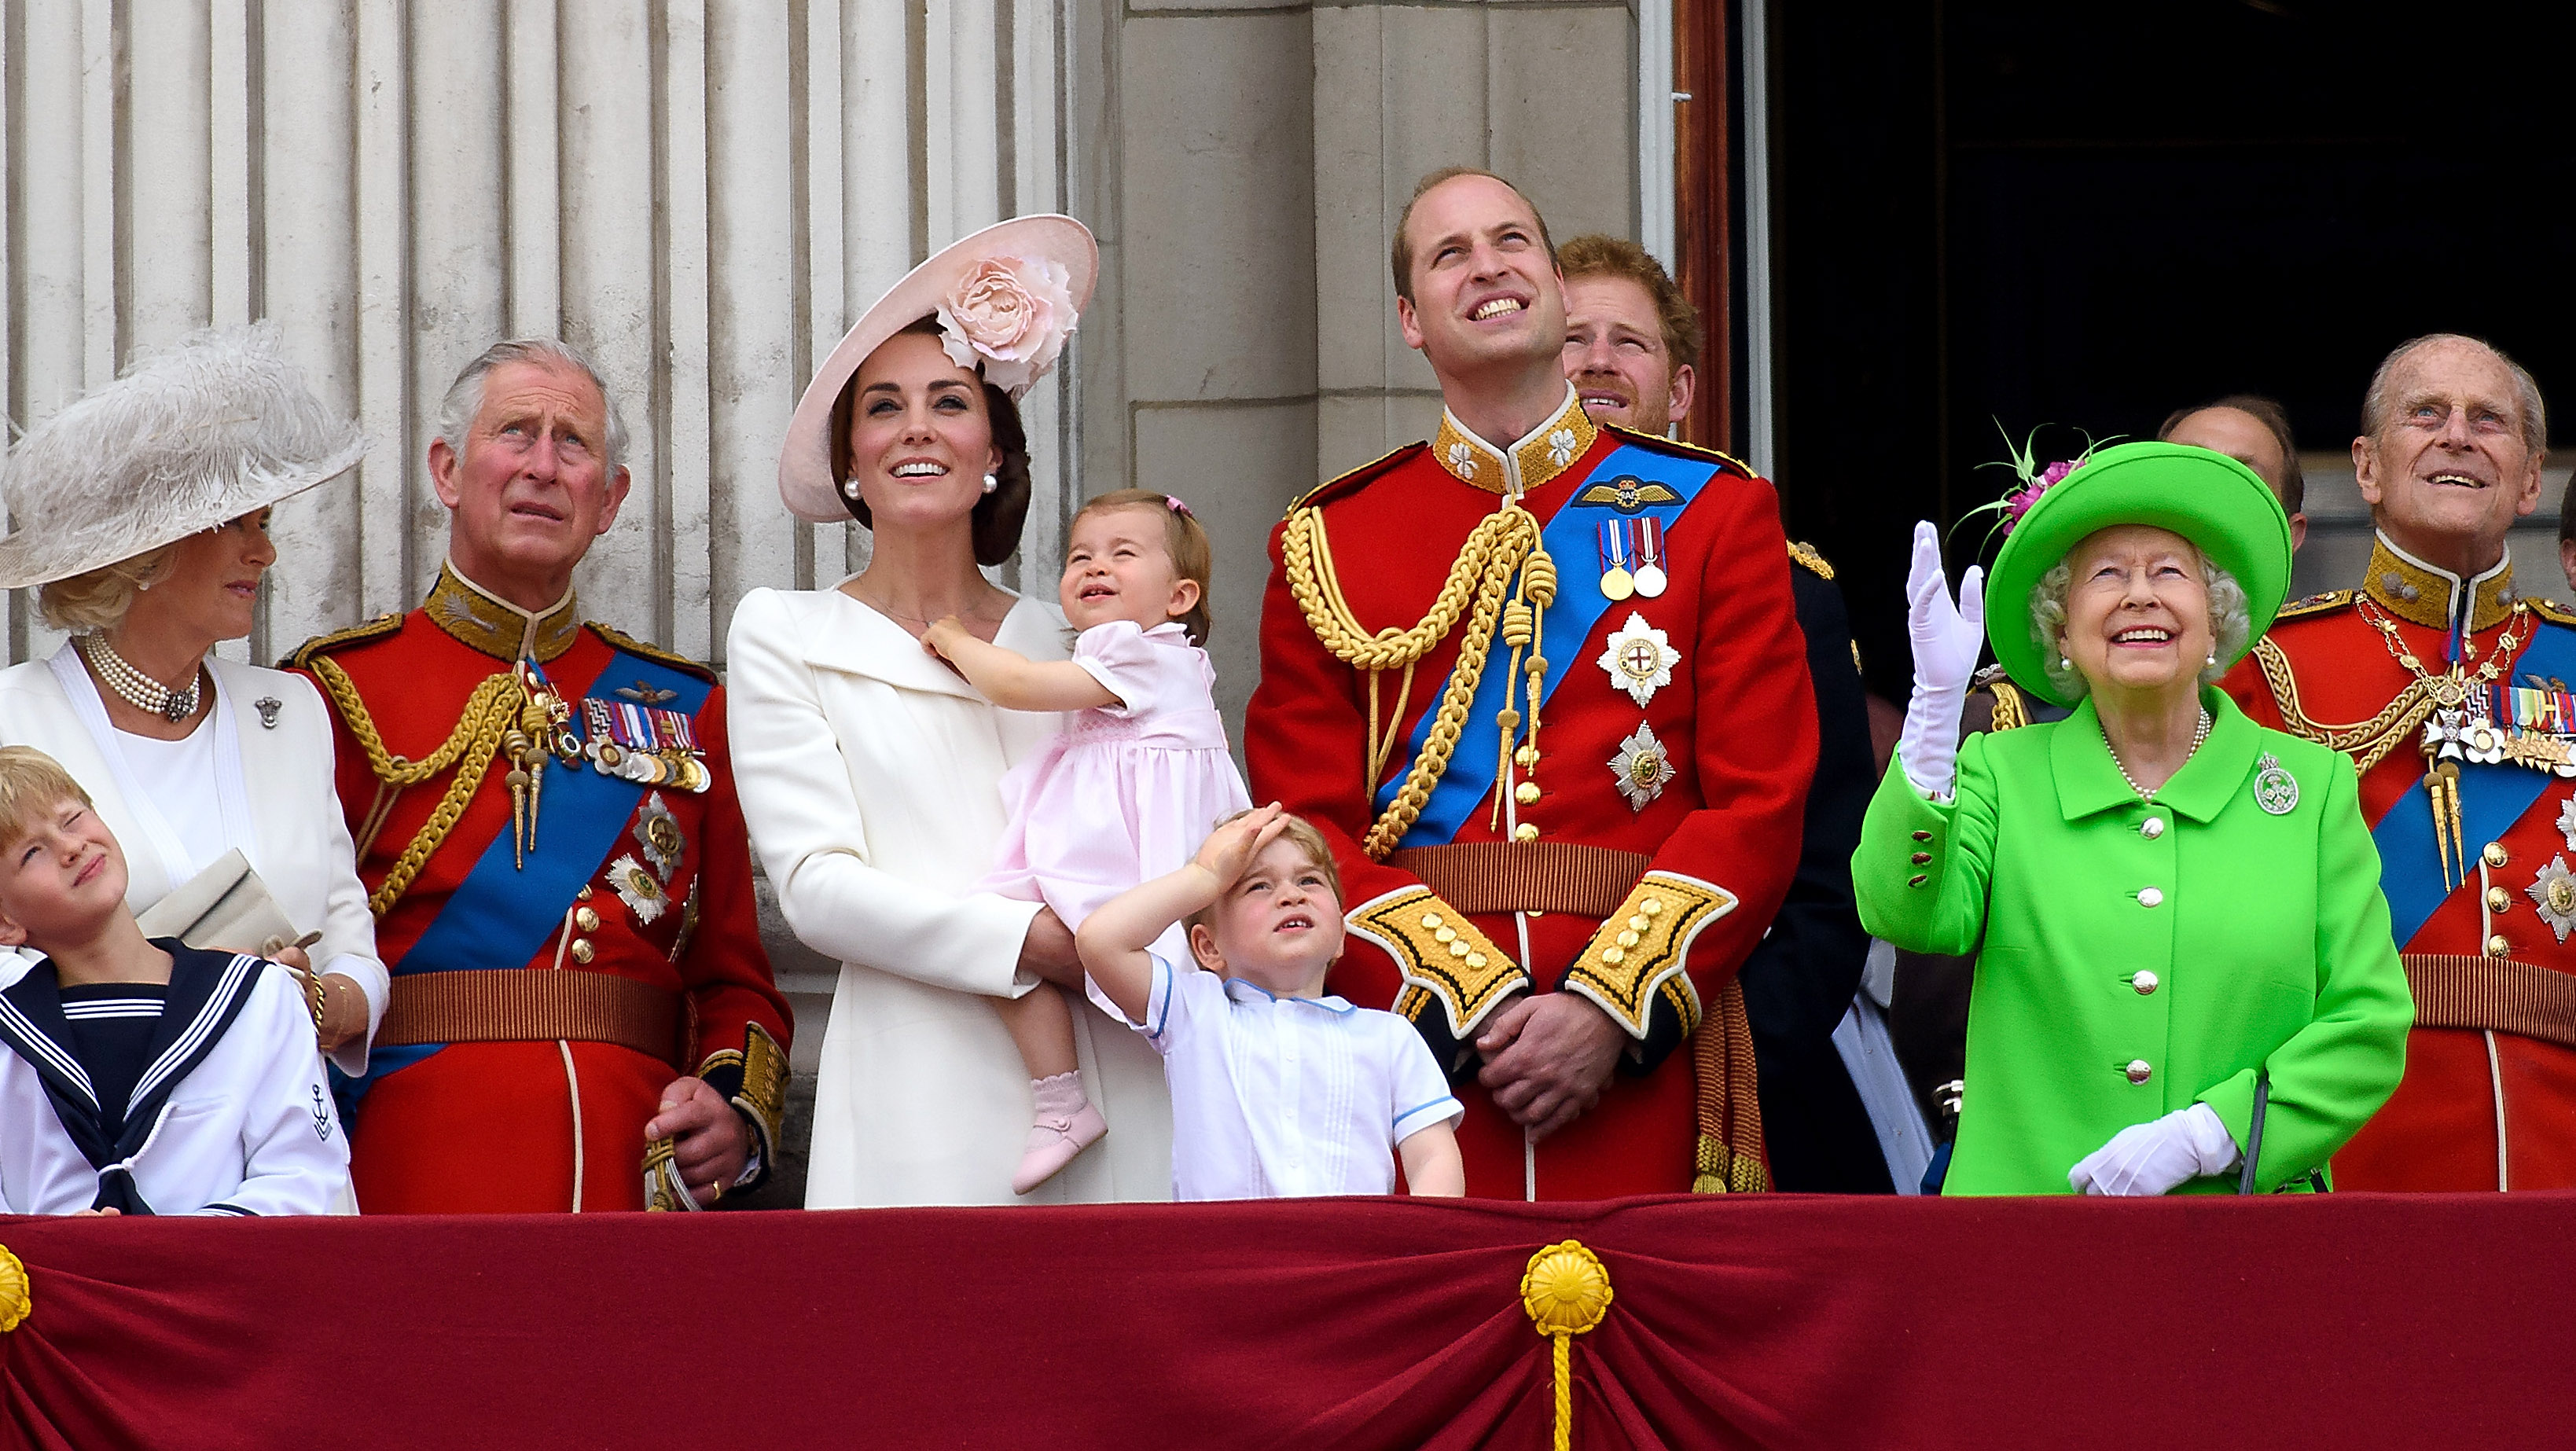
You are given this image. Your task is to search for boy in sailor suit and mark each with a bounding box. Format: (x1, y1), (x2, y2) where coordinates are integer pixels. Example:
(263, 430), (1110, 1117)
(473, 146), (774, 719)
(0, 746), (347, 1215)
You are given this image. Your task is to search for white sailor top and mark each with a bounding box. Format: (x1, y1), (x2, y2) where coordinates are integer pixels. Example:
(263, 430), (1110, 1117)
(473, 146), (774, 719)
(0, 943), (350, 1215)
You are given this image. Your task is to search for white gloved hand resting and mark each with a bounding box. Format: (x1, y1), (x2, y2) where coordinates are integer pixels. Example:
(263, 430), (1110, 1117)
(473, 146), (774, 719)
(2068, 1102), (2240, 1196)
(1895, 522), (1986, 799)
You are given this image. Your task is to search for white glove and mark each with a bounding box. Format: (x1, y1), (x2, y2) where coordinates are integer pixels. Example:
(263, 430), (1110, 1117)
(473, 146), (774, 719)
(2068, 1103), (2240, 1196)
(1896, 521), (1986, 798)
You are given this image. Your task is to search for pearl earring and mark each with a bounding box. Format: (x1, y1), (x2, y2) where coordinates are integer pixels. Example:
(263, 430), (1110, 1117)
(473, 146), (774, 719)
(2058, 656), (2069, 671)
(840, 477), (862, 500)
(981, 473), (999, 495)
(2207, 649), (2218, 667)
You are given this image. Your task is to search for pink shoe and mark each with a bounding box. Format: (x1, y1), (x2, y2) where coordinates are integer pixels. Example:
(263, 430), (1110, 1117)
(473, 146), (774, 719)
(1012, 1071), (1108, 1194)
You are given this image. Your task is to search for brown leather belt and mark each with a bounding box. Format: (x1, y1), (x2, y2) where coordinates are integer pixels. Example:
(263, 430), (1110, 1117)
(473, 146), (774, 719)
(2402, 953), (2576, 1053)
(377, 969), (686, 1071)
(1386, 842), (1651, 919)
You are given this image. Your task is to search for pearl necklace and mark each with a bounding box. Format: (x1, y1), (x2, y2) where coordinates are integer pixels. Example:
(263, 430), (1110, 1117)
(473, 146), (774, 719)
(78, 633), (205, 723)
(2102, 706), (2212, 803)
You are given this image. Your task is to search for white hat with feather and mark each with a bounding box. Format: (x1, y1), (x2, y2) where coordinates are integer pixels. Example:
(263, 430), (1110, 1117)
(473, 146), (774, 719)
(0, 322), (367, 590)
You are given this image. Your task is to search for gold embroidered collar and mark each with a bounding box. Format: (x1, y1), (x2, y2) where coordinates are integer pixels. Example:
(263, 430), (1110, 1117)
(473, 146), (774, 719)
(2361, 533), (2515, 634)
(425, 560), (582, 663)
(1428, 386), (1599, 497)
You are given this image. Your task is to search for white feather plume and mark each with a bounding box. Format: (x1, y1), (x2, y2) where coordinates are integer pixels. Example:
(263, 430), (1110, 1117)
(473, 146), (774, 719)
(0, 321), (368, 588)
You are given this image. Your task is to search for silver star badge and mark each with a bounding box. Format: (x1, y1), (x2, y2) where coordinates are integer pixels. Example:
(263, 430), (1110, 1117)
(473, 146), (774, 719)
(634, 792), (685, 883)
(2556, 795), (2576, 853)
(1598, 612), (1680, 707)
(2528, 856), (2576, 943)
(1611, 723), (1673, 811)
(608, 851), (668, 925)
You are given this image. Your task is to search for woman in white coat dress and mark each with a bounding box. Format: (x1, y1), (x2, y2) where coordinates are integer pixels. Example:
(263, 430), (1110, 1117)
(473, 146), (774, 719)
(731, 217), (1172, 1206)
(0, 325), (385, 1082)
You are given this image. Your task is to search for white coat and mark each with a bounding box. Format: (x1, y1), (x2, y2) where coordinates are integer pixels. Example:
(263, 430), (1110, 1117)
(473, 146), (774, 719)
(0, 647), (388, 1073)
(0, 952), (351, 1215)
(726, 586), (1174, 1207)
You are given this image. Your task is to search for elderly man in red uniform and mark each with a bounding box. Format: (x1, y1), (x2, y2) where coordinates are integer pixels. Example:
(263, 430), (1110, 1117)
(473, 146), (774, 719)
(290, 338), (788, 1212)
(2224, 332), (2574, 1191)
(1248, 169), (1815, 1199)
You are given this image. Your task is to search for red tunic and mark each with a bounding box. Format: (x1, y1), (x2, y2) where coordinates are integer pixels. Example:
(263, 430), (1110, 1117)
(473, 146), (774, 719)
(289, 566), (789, 1213)
(1248, 395), (1815, 1199)
(2223, 539), (2576, 1190)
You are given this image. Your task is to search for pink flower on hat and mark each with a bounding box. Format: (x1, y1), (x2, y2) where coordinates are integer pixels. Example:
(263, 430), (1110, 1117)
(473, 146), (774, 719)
(936, 255), (1079, 397)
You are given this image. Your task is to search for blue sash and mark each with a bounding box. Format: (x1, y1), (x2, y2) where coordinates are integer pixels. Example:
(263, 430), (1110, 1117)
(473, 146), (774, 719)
(1373, 443), (1722, 848)
(2372, 619), (2576, 946)
(339, 648), (711, 1107)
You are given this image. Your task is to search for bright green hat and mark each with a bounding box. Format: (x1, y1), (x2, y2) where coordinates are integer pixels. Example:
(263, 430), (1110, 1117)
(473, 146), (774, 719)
(1985, 440), (2292, 708)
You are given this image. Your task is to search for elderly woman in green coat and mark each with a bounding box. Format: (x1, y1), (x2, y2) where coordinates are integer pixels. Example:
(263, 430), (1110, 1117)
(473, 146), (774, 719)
(1858, 442), (2411, 1195)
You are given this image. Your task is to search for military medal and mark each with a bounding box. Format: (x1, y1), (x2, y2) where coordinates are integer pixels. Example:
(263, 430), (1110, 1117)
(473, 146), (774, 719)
(1633, 516), (1669, 598)
(2556, 796), (2576, 854)
(1597, 520), (1636, 601)
(584, 696), (713, 794)
(2528, 856), (2576, 943)
(634, 792), (685, 883)
(607, 851), (669, 925)
(1611, 723), (1672, 810)
(2252, 752), (2299, 815)
(1599, 612), (1680, 707)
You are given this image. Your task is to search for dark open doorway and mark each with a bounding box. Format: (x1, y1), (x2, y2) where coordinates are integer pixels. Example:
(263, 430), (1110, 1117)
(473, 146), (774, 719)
(1758, 0), (2576, 704)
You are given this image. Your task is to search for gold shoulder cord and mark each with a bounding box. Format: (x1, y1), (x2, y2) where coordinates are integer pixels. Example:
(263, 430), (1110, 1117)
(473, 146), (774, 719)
(2250, 636), (2436, 776)
(308, 656), (527, 917)
(1281, 501), (1554, 859)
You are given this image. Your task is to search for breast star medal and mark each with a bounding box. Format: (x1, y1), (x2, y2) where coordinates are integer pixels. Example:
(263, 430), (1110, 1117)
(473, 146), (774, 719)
(2556, 795), (2576, 853)
(2253, 752), (2300, 816)
(634, 792), (685, 883)
(2528, 856), (2576, 942)
(1598, 612), (1680, 707)
(1596, 520), (1636, 601)
(1611, 723), (1673, 810)
(607, 851), (669, 925)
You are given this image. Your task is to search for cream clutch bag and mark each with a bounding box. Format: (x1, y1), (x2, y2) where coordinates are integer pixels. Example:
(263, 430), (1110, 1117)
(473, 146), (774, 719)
(134, 849), (311, 960)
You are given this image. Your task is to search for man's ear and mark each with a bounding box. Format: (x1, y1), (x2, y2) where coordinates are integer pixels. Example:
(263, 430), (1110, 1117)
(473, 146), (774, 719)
(428, 436), (464, 509)
(1666, 362), (1696, 429)
(1395, 296), (1426, 354)
(593, 465), (634, 536)
(1188, 922), (1226, 973)
(2351, 434), (2383, 505)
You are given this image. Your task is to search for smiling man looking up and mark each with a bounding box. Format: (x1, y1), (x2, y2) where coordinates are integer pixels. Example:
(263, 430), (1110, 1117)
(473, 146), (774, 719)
(2223, 332), (2570, 1192)
(287, 338), (789, 1214)
(1248, 171), (1816, 1199)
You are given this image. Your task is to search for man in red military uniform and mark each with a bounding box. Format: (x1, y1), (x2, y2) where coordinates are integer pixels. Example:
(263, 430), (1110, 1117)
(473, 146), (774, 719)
(1248, 169), (1816, 1199)
(2224, 332), (2576, 1191)
(290, 339), (788, 1213)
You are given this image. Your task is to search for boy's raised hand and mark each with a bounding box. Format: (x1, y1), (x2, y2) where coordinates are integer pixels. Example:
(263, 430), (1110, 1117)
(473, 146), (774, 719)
(1193, 803), (1288, 891)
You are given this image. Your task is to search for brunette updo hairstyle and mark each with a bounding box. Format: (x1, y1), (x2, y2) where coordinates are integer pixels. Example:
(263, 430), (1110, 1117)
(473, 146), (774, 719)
(827, 317), (1032, 567)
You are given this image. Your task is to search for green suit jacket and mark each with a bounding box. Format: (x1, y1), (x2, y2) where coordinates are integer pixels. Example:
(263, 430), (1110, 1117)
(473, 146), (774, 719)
(1857, 689), (2412, 1195)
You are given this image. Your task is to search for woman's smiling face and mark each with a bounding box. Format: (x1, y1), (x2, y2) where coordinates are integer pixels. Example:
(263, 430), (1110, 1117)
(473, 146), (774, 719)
(844, 330), (1002, 534)
(2058, 523), (2215, 700)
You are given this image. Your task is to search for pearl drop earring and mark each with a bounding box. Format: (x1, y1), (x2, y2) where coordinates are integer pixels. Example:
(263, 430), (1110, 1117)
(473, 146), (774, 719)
(2207, 649), (2218, 667)
(2058, 656), (2070, 671)
(841, 477), (862, 500)
(981, 472), (999, 495)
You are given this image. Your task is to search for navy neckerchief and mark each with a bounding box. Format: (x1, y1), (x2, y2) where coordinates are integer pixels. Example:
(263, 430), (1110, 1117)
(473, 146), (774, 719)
(0, 940), (264, 1213)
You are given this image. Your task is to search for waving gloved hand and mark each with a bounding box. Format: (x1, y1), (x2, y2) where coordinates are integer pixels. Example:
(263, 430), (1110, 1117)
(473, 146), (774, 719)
(2068, 1103), (2240, 1196)
(1895, 521), (1986, 798)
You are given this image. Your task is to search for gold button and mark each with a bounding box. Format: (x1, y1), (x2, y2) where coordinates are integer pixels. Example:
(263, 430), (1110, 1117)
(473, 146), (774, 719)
(1515, 782), (1541, 805)
(1433, 927), (1457, 944)
(1515, 745), (1539, 768)
(576, 885), (593, 900)
(1911, 851), (1932, 865)
(1615, 930), (1641, 949)
(575, 906), (601, 932)
(2133, 971), (2159, 995)
(1447, 940), (1469, 958)
(1512, 823), (1539, 843)
(1464, 952), (1487, 968)
(2141, 817), (2165, 840)
(1640, 898), (1665, 917)
(2138, 887), (2163, 908)
(1420, 913), (1443, 930)
(1628, 915), (1651, 934)
(2126, 1059), (2152, 1085)
(2487, 935), (2512, 957)
(2486, 842), (2509, 868)
(1603, 947), (1626, 966)
(2489, 887), (2513, 913)
(570, 939), (595, 964)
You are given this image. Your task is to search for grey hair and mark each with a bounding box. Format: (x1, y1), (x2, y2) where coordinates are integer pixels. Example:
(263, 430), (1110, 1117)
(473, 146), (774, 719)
(2030, 548), (2251, 701)
(432, 337), (631, 472)
(2361, 332), (2548, 457)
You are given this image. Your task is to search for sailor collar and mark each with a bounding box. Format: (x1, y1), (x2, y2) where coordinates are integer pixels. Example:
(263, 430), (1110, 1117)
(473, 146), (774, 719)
(2362, 532), (2515, 634)
(426, 560), (582, 663)
(1430, 385), (1599, 498)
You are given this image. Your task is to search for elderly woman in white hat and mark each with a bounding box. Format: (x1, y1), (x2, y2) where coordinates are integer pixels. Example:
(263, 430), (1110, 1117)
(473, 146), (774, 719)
(0, 325), (387, 1079)
(728, 216), (1174, 1207)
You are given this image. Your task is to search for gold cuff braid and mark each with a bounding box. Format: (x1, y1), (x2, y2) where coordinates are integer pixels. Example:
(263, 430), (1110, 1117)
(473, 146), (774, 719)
(1346, 886), (1528, 1038)
(1563, 872), (1736, 1040)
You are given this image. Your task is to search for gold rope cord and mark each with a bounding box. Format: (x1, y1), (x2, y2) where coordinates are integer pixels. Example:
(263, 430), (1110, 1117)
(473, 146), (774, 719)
(2251, 637), (2434, 776)
(308, 657), (525, 917)
(1283, 502), (1547, 858)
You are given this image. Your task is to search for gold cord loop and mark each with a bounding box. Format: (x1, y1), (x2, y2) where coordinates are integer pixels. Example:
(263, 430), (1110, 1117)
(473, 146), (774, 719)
(309, 656), (526, 917)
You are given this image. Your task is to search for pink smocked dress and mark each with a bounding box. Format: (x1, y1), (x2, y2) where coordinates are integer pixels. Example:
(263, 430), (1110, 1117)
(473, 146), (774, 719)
(980, 620), (1252, 972)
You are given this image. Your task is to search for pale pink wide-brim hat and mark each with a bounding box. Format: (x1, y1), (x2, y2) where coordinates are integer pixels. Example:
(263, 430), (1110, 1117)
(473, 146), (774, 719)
(777, 214), (1099, 523)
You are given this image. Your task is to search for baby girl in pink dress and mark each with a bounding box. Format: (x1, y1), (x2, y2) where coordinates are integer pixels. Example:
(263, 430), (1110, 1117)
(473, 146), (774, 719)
(922, 488), (1250, 1192)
